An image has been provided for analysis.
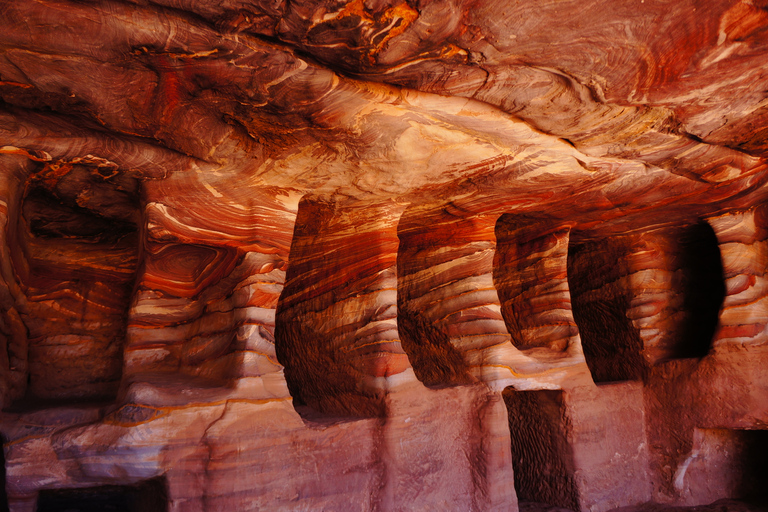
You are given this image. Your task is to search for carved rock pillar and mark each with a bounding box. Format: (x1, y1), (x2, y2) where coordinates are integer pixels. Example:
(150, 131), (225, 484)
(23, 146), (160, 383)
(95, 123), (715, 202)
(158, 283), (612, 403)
(708, 206), (768, 349)
(494, 217), (581, 360)
(276, 199), (414, 416)
(398, 207), (513, 385)
(123, 176), (297, 404)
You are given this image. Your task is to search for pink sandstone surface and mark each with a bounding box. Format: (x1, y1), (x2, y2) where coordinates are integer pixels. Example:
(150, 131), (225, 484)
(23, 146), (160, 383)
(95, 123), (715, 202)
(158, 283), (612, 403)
(0, 0), (767, 510)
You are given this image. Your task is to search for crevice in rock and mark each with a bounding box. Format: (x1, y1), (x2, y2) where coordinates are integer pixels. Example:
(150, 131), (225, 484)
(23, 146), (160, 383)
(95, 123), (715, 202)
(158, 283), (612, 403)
(35, 477), (168, 512)
(502, 388), (580, 511)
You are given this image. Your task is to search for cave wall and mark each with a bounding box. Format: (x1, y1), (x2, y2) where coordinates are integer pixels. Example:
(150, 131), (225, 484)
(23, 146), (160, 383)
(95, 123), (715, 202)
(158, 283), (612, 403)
(1, 0), (768, 510)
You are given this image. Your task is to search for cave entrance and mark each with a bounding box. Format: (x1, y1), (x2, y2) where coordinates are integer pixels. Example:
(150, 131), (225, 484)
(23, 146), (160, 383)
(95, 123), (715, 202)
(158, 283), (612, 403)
(680, 428), (768, 506)
(502, 388), (579, 511)
(15, 162), (142, 403)
(675, 221), (725, 358)
(35, 477), (167, 512)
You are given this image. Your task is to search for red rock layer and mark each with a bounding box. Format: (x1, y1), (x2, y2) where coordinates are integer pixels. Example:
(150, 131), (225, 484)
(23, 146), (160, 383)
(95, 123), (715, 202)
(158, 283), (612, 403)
(2, 384), (517, 512)
(0, 0), (767, 510)
(495, 220), (580, 357)
(504, 383), (652, 512)
(124, 176), (299, 402)
(276, 199), (412, 416)
(8, 161), (140, 401)
(568, 222), (727, 381)
(708, 206), (768, 349)
(0, 154), (35, 407)
(398, 208), (510, 385)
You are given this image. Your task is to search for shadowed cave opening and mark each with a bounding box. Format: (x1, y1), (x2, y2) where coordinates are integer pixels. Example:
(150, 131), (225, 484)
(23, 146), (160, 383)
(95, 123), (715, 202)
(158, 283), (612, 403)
(503, 388), (580, 511)
(567, 221), (725, 383)
(14, 163), (142, 404)
(675, 221), (726, 359)
(683, 429), (768, 506)
(35, 477), (168, 512)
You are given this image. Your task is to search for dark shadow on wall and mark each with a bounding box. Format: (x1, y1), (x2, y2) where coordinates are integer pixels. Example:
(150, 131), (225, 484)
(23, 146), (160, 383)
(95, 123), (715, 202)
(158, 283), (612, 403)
(36, 477), (168, 512)
(684, 429), (768, 506)
(396, 305), (473, 387)
(567, 220), (726, 383)
(738, 430), (768, 506)
(676, 221), (726, 358)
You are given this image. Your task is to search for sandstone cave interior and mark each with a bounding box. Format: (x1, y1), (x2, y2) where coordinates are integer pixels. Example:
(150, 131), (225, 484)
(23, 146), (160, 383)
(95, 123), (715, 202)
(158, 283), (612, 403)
(1, 1), (768, 511)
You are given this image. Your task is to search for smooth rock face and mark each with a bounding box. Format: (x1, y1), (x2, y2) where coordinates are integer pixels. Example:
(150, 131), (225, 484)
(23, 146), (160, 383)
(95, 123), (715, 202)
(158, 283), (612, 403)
(0, 0), (767, 511)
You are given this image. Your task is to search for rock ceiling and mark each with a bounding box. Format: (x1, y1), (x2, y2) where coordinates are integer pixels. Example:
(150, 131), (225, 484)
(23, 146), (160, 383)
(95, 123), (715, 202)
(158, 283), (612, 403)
(2, 0), (768, 209)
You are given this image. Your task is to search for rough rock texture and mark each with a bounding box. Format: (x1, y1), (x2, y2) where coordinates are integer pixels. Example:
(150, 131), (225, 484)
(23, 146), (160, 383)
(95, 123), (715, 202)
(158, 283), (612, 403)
(1, 0), (768, 510)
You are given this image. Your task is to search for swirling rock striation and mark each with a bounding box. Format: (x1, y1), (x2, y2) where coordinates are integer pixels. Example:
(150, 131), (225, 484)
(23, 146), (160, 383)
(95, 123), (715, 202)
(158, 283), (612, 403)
(0, 0), (767, 511)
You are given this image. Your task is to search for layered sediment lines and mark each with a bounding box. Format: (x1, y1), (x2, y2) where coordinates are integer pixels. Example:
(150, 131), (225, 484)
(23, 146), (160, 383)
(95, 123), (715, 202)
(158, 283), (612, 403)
(709, 206), (768, 349)
(276, 200), (411, 416)
(125, 178), (299, 403)
(1, 0), (768, 511)
(398, 208), (510, 385)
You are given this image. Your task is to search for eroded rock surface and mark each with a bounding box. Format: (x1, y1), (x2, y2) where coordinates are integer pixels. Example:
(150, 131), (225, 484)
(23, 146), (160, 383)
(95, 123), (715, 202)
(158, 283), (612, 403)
(1, 0), (767, 510)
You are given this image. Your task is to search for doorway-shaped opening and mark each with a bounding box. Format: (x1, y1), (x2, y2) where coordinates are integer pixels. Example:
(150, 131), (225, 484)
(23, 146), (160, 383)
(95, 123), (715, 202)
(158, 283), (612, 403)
(36, 477), (167, 512)
(680, 428), (768, 506)
(14, 161), (142, 403)
(568, 221), (726, 382)
(676, 221), (726, 358)
(502, 388), (579, 510)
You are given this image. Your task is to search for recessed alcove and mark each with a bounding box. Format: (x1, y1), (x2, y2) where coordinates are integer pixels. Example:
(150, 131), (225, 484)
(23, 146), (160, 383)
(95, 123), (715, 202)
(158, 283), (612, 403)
(35, 477), (168, 512)
(502, 388), (580, 511)
(14, 162), (142, 402)
(678, 428), (768, 506)
(675, 221), (726, 359)
(566, 220), (726, 383)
